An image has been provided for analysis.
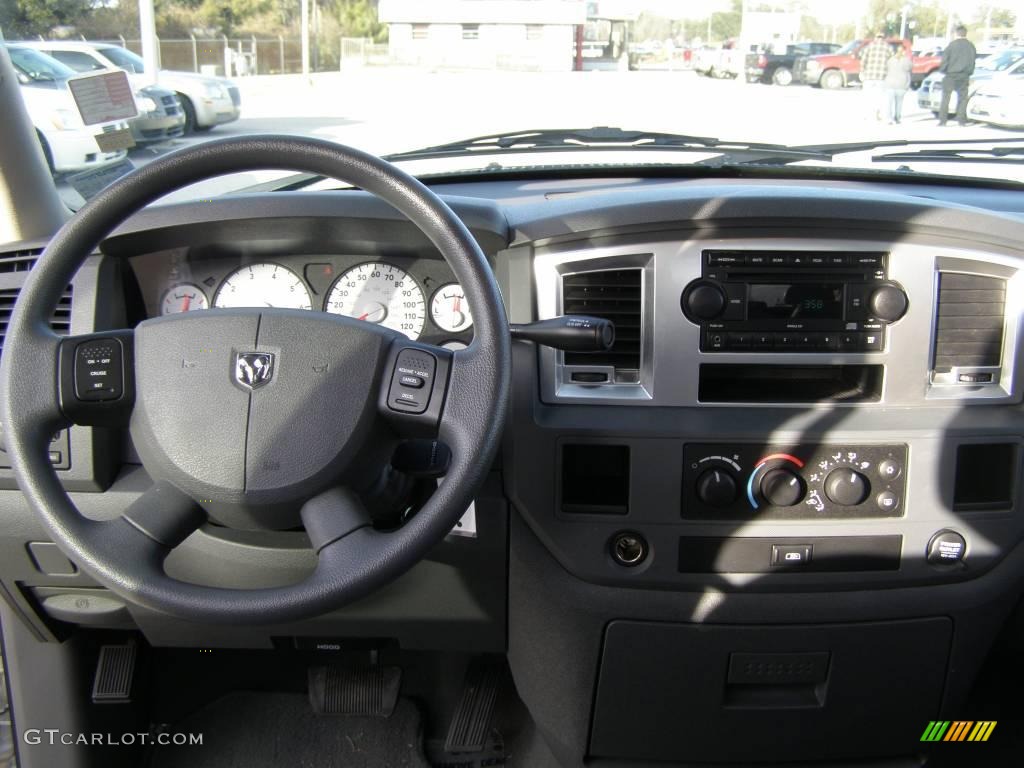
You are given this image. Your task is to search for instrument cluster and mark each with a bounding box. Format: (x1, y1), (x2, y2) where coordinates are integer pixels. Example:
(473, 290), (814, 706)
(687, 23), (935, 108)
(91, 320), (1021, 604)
(131, 250), (474, 348)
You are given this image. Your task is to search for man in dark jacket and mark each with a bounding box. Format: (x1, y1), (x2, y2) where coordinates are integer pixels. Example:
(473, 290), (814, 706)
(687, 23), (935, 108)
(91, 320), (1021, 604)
(939, 24), (976, 126)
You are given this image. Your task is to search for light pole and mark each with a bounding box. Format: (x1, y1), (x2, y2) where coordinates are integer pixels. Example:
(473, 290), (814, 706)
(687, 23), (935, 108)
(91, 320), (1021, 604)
(138, 0), (159, 84)
(301, 0), (310, 76)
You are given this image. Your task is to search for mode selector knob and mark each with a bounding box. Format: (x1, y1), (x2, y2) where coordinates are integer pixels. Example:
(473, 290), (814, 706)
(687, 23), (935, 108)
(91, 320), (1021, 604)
(696, 468), (738, 508)
(760, 469), (806, 507)
(869, 282), (909, 323)
(682, 280), (727, 322)
(824, 469), (871, 507)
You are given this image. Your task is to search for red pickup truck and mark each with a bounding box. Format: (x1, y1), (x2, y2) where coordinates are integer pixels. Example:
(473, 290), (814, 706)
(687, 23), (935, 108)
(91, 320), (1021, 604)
(794, 38), (942, 89)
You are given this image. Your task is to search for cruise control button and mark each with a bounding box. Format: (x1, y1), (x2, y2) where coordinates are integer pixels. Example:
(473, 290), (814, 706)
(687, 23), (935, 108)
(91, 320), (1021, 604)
(74, 339), (124, 402)
(399, 375), (425, 389)
(388, 349), (436, 415)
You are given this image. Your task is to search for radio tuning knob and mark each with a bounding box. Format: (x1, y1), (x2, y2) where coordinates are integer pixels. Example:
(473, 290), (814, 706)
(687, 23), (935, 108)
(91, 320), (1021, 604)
(682, 280), (727, 321)
(869, 282), (908, 323)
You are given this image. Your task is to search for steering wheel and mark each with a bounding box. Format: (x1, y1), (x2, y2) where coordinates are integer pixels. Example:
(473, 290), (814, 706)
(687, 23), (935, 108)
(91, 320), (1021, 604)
(0, 136), (510, 624)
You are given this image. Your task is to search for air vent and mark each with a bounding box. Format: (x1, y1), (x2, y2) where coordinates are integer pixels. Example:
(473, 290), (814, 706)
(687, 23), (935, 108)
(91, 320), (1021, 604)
(0, 286), (73, 359)
(933, 273), (1005, 372)
(562, 269), (642, 376)
(0, 247), (42, 274)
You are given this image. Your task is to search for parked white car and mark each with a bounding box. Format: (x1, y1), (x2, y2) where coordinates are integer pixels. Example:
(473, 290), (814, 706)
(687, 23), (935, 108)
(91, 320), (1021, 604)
(5, 45), (129, 174)
(24, 41), (241, 133)
(968, 72), (1024, 129)
(917, 49), (1024, 117)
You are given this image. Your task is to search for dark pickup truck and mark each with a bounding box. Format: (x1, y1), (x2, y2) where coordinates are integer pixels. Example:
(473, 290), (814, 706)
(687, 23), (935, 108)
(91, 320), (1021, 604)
(745, 42), (840, 85)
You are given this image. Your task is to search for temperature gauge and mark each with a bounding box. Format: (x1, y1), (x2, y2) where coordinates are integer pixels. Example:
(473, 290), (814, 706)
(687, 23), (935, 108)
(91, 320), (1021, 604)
(161, 283), (209, 315)
(430, 283), (472, 333)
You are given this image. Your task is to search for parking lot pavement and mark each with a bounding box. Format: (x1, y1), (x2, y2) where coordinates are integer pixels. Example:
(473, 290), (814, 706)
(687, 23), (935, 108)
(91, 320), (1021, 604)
(55, 68), (1021, 207)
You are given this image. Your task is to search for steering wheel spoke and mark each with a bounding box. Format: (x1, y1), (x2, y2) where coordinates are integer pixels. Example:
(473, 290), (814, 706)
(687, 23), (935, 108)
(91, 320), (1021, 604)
(377, 340), (453, 439)
(122, 480), (206, 549)
(57, 330), (135, 428)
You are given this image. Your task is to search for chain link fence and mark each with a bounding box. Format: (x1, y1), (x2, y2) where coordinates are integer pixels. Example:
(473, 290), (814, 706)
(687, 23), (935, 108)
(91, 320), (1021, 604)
(45, 36), (349, 77)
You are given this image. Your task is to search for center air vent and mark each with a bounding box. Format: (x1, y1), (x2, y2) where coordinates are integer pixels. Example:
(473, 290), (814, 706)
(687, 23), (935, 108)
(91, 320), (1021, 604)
(0, 247), (42, 274)
(562, 268), (642, 378)
(933, 273), (1005, 373)
(0, 287), (73, 359)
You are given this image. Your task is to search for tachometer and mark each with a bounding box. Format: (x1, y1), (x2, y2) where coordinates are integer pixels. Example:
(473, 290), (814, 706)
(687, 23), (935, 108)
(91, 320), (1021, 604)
(213, 263), (312, 310)
(161, 283), (209, 315)
(325, 262), (425, 339)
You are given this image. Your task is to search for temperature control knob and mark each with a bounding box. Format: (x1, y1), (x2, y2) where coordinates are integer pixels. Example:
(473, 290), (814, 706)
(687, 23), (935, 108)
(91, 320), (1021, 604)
(681, 280), (727, 321)
(696, 468), (738, 507)
(824, 469), (871, 507)
(760, 469), (806, 507)
(868, 283), (909, 323)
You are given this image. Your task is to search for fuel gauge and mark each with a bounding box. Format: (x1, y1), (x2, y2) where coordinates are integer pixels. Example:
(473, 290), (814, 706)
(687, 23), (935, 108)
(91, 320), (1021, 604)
(161, 283), (209, 315)
(430, 283), (472, 333)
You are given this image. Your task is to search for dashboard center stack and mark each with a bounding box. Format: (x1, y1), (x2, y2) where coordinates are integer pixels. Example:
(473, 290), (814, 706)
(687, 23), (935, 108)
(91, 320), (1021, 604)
(682, 251), (908, 353)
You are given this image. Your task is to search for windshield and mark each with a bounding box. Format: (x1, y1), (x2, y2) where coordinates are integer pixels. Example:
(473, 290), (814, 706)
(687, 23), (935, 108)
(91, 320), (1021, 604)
(7, 46), (75, 83)
(100, 46), (146, 73)
(3, 1), (1023, 208)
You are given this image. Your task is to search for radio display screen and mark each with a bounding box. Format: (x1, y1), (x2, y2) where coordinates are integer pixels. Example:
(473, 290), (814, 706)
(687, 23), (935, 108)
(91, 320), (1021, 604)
(747, 283), (844, 320)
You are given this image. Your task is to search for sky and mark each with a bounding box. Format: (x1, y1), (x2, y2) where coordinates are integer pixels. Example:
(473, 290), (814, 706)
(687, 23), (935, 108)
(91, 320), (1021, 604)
(635, 1), (1018, 24)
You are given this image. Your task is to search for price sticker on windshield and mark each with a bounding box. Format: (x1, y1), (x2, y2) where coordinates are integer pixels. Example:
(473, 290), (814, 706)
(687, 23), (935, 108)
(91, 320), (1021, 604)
(66, 69), (138, 126)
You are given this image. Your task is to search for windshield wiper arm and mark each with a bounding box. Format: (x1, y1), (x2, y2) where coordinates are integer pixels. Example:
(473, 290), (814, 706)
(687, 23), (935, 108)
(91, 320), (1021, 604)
(383, 126), (831, 163)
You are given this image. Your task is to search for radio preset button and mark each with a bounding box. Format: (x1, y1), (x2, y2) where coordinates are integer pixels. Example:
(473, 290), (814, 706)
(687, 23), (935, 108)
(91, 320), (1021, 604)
(727, 333), (752, 349)
(746, 254), (769, 266)
(768, 254), (790, 266)
(752, 333), (774, 349)
(708, 254), (744, 266)
(827, 255), (849, 266)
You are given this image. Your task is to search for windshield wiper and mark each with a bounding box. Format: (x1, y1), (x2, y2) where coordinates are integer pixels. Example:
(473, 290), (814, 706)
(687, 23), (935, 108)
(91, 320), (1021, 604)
(383, 127), (832, 164)
(869, 146), (1024, 164)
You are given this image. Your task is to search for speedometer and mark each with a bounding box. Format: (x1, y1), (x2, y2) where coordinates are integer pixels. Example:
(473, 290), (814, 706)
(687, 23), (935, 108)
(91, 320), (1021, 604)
(213, 263), (312, 310)
(325, 262), (426, 339)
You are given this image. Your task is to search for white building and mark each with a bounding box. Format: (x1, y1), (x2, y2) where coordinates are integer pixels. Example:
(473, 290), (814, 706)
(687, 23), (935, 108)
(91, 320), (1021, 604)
(378, 0), (588, 71)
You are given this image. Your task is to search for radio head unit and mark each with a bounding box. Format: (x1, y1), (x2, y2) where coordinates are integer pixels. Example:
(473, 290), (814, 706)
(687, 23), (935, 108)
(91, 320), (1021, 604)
(681, 251), (908, 353)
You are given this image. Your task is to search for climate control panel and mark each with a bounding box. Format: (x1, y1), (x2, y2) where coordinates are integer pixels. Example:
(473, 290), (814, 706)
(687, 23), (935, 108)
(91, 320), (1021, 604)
(683, 444), (908, 520)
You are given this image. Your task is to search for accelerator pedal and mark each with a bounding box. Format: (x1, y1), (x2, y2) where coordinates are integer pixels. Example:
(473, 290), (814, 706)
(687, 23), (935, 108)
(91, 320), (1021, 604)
(91, 640), (137, 703)
(308, 665), (401, 717)
(444, 659), (504, 753)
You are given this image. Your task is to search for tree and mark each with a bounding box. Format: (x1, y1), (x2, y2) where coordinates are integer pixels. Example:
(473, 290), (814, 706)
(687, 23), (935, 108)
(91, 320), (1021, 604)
(0, 0), (92, 37)
(327, 0), (384, 42)
(199, 0), (273, 36)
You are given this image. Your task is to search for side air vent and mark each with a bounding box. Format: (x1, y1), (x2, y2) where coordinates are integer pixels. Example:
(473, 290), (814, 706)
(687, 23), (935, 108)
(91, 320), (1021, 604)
(562, 269), (642, 379)
(0, 286), (73, 359)
(0, 247), (42, 274)
(933, 273), (1005, 372)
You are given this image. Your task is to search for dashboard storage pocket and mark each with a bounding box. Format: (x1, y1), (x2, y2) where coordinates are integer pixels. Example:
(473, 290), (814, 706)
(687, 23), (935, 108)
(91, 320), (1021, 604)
(589, 618), (951, 763)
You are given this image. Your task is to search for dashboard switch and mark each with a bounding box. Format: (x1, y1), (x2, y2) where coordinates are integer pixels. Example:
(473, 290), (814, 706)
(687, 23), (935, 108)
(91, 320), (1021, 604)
(771, 544), (812, 566)
(824, 469), (871, 507)
(696, 469), (738, 507)
(74, 338), (124, 402)
(760, 468), (806, 507)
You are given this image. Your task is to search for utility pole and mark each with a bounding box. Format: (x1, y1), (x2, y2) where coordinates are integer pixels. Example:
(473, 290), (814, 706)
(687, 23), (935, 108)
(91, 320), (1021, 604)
(138, 0), (159, 84)
(301, 0), (310, 76)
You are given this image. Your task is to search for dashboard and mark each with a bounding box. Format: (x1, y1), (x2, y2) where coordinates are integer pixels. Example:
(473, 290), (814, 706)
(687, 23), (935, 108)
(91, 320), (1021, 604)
(4, 175), (1024, 766)
(129, 249), (474, 349)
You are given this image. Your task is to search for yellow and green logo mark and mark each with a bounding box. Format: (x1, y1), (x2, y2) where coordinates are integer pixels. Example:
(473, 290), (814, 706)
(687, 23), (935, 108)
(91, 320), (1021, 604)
(921, 721), (997, 742)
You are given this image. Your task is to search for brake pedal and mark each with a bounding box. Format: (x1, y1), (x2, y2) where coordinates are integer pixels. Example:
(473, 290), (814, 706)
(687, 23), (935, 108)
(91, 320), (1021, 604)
(91, 641), (137, 703)
(308, 665), (401, 717)
(444, 660), (504, 753)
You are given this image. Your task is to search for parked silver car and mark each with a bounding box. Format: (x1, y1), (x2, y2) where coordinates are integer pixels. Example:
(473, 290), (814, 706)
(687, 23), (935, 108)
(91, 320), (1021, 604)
(917, 48), (1024, 117)
(24, 41), (240, 134)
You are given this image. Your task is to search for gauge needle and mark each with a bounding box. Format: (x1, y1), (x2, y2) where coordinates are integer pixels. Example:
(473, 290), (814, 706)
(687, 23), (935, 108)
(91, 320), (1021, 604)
(357, 312), (369, 321)
(182, 295), (191, 312)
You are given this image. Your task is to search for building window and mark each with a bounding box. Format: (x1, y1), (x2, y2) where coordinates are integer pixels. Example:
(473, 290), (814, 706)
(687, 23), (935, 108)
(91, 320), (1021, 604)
(412, 24), (429, 40)
(526, 25), (544, 41)
(462, 24), (480, 40)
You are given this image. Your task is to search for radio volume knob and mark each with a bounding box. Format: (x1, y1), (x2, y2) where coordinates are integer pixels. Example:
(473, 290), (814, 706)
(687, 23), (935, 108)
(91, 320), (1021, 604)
(869, 283), (908, 323)
(682, 280), (727, 321)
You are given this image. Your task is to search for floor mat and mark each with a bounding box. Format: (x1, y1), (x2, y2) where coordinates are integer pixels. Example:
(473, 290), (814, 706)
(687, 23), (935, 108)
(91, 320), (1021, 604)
(150, 692), (428, 768)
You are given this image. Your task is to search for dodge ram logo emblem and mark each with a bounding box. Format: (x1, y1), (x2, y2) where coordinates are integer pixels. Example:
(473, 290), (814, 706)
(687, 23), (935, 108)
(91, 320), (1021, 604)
(235, 352), (274, 390)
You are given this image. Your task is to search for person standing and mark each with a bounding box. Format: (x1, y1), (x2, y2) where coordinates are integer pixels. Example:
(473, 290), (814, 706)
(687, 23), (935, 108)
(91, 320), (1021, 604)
(884, 44), (912, 124)
(859, 33), (891, 121)
(938, 24), (977, 126)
